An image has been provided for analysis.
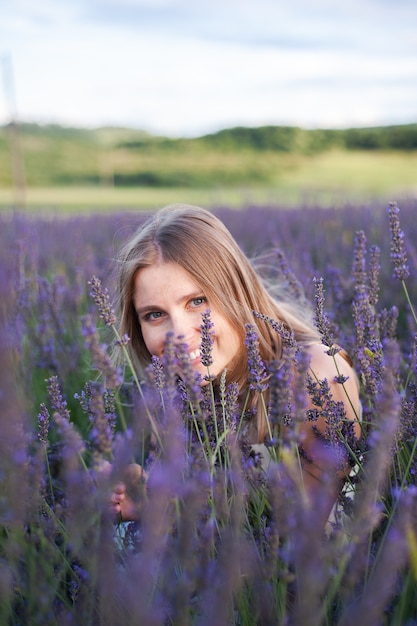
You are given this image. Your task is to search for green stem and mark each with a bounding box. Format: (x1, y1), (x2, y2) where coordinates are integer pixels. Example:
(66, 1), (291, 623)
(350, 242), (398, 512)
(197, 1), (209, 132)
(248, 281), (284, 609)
(112, 324), (163, 449)
(260, 393), (278, 463)
(368, 433), (417, 581)
(401, 279), (417, 327)
(236, 389), (250, 438)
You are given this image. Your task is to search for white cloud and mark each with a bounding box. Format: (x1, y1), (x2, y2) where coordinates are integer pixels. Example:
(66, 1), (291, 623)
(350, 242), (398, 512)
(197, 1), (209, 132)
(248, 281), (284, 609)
(0, 0), (416, 134)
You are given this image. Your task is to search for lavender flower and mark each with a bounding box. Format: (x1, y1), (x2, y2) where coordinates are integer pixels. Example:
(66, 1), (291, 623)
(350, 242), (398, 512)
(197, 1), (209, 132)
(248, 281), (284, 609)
(388, 202), (410, 281)
(253, 310), (297, 351)
(313, 277), (339, 355)
(200, 309), (214, 367)
(411, 334), (417, 379)
(218, 371), (240, 434)
(161, 331), (177, 391)
(269, 345), (310, 446)
(37, 402), (50, 444)
(368, 244), (381, 307)
(224, 381), (240, 432)
(114, 333), (130, 347)
(52, 411), (85, 467)
(351, 230), (367, 299)
(378, 306), (398, 342)
(351, 275), (383, 405)
(74, 380), (93, 413)
(81, 314), (122, 388)
(306, 374), (347, 449)
(267, 357), (293, 431)
(88, 275), (117, 326)
(46, 375), (71, 421)
(276, 249), (304, 300)
(245, 324), (268, 392)
(175, 339), (203, 406)
(87, 382), (115, 464)
(151, 355), (166, 390)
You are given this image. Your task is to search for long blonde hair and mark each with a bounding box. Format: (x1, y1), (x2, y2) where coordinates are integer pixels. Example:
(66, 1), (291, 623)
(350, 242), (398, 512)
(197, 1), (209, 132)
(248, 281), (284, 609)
(115, 204), (320, 440)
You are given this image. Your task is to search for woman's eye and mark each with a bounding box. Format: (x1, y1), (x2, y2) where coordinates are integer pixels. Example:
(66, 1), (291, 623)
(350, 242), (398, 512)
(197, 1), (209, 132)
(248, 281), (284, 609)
(145, 311), (163, 321)
(191, 297), (207, 307)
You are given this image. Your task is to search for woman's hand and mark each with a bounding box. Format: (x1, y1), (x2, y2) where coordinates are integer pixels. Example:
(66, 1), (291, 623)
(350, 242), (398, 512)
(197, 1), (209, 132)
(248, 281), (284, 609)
(110, 463), (147, 523)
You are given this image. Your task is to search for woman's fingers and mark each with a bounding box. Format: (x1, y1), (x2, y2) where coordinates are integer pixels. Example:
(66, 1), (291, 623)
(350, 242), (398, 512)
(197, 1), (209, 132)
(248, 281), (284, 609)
(109, 465), (148, 522)
(110, 482), (126, 515)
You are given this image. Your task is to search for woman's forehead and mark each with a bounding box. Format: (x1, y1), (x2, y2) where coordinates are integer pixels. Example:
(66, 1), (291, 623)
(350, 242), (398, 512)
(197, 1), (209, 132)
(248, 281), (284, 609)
(133, 262), (203, 303)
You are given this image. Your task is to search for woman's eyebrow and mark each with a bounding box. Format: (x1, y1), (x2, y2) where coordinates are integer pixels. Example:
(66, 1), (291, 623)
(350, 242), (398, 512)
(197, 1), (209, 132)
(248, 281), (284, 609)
(135, 304), (160, 315)
(135, 291), (205, 315)
(176, 290), (205, 304)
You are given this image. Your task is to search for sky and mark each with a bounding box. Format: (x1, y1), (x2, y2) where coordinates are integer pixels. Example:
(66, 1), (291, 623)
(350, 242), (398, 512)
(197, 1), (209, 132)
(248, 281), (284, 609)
(1, 0), (416, 137)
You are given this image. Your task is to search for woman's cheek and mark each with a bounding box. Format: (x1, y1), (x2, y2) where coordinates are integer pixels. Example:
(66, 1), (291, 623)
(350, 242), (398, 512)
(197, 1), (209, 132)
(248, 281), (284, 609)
(151, 330), (167, 358)
(141, 327), (158, 357)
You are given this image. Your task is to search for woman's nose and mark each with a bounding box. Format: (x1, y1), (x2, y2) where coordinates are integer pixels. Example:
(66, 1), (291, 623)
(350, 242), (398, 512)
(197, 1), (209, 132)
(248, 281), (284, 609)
(171, 315), (196, 344)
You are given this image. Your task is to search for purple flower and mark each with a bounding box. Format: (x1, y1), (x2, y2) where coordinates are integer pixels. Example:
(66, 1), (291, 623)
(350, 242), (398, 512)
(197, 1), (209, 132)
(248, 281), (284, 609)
(245, 324), (268, 392)
(151, 355), (166, 390)
(276, 249), (304, 300)
(334, 374), (349, 384)
(378, 306), (398, 342)
(368, 245), (381, 307)
(81, 314), (122, 388)
(253, 310), (297, 350)
(351, 230), (367, 298)
(88, 275), (117, 326)
(114, 333), (130, 347)
(306, 374), (347, 451)
(267, 357), (293, 430)
(313, 277), (338, 354)
(175, 339), (202, 405)
(161, 331), (177, 391)
(350, 233), (380, 319)
(224, 381), (240, 431)
(85, 382), (115, 463)
(388, 202), (410, 281)
(200, 309), (214, 367)
(46, 375), (71, 421)
(37, 402), (50, 444)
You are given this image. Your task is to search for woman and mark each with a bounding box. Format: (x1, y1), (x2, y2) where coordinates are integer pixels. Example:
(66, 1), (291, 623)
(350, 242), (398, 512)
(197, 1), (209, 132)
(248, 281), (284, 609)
(110, 204), (361, 522)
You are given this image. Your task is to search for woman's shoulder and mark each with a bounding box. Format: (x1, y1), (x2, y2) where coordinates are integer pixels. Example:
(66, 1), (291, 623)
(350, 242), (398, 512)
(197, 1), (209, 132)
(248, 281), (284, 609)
(305, 342), (361, 426)
(306, 343), (355, 379)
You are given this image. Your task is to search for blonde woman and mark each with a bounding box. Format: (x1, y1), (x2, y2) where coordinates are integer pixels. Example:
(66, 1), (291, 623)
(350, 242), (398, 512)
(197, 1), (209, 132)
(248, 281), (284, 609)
(110, 204), (361, 522)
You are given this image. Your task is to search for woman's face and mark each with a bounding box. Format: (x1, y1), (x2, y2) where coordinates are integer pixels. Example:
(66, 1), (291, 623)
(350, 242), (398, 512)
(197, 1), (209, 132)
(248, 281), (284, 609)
(133, 261), (241, 379)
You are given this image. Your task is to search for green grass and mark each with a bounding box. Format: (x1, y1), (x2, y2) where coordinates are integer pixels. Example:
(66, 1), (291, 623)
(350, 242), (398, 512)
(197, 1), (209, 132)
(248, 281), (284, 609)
(274, 149), (417, 199)
(1, 121), (416, 212)
(1, 149), (416, 213)
(0, 185), (285, 213)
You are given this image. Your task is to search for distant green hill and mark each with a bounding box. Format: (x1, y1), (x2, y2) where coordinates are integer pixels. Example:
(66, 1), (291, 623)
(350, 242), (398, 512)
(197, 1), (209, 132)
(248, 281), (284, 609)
(1, 121), (416, 190)
(197, 124), (417, 152)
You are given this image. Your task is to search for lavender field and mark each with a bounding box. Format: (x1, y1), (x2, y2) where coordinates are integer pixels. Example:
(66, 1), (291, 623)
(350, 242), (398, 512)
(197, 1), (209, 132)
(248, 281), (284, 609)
(1, 199), (417, 625)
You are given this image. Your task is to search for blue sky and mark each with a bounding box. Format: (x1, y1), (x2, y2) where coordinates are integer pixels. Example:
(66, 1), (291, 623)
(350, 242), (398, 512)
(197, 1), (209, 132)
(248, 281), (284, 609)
(1, 0), (416, 136)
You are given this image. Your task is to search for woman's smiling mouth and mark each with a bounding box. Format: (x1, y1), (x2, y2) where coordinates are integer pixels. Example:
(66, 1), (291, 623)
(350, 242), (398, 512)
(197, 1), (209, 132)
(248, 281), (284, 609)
(188, 348), (201, 362)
